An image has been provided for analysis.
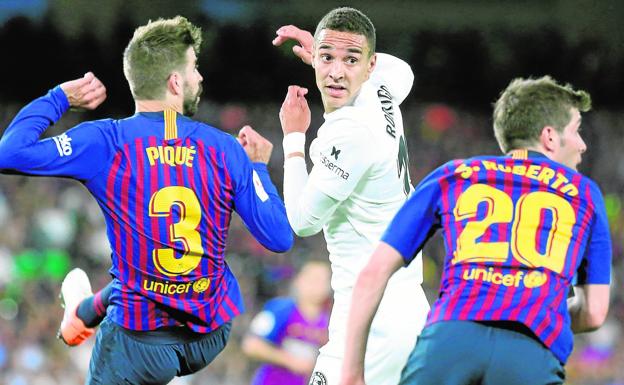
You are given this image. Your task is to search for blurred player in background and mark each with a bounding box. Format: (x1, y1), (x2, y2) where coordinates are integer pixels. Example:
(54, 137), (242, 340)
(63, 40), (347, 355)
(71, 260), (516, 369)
(339, 76), (612, 385)
(274, 7), (429, 385)
(242, 260), (331, 385)
(0, 16), (293, 385)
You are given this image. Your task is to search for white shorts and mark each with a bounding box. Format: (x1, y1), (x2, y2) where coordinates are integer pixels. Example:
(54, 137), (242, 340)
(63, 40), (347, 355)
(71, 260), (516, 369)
(309, 284), (429, 385)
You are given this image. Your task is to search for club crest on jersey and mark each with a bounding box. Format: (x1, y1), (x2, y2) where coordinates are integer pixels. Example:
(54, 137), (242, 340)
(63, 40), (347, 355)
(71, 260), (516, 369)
(309, 371), (328, 385)
(52, 133), (72, 157)
(192, 277), (210, 293)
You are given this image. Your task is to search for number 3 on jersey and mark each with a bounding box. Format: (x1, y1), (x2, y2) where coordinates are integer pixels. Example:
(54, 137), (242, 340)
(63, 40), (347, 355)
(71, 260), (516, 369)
(149, 186), (204, 276)
(452, 183), (575, 274)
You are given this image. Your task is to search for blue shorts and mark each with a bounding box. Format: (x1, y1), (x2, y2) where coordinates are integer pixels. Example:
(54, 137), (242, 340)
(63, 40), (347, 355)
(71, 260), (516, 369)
(399, 320), (565, 385)
(86, 317), (231, 385)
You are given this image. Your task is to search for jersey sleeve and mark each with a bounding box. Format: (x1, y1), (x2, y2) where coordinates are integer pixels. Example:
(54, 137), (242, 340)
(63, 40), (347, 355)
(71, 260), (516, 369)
(228, 140), (293, 253)
(576, 182), (612, 285)
(368, 53), (414, 105)
(248, 298), (295, 344)
(283, 154), (341, 237)
(381, 164), (446, 264)
(308, 118), (375, 202)
(0, 86), (112, 181)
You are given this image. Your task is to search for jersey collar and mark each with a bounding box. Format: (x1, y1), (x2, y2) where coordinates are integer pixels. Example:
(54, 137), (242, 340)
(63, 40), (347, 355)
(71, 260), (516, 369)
(507, 149), (549, 161)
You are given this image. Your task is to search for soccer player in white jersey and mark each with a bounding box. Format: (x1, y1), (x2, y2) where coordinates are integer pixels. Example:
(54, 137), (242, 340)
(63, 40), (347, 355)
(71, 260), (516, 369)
(273, 7), (430, 385)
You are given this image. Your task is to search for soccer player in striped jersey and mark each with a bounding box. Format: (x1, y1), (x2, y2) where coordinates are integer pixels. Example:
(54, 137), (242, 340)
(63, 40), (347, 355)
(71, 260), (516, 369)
(339, 76), (612, 385)
(242, 260), (331, 385)
(274, 7), (429, 385)
(0, 16), (293, 385)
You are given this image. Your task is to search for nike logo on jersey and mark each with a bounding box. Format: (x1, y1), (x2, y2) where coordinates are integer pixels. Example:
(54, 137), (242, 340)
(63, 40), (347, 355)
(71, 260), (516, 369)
(331, 146), (341, 160)
(52, 133), (73, 157)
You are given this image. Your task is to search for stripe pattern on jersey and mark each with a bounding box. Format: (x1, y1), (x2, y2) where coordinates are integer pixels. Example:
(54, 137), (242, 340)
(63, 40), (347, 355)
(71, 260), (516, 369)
(426, 154), (598, 363)
(103, 112), (242, 333)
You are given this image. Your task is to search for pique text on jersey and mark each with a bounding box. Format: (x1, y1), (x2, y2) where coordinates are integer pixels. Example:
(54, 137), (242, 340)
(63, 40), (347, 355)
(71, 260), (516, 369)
(145, 145), (196, 167)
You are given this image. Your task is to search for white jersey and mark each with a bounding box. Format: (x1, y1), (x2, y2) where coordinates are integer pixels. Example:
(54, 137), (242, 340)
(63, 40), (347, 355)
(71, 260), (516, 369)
(309, 55), (421, 295)
(283, 54), (429, 384)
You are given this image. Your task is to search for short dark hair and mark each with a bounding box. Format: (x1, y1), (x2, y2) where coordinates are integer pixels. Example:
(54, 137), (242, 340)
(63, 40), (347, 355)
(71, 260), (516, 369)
(123, 16), (202, 100)
(314, 7), (376, 55)
(493, 76), (591, 153)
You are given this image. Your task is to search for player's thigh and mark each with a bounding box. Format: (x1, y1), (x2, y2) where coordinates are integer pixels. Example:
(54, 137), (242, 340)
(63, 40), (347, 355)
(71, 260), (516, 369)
(399, 321), (490, 385)
(86, 318), (178, 385)
(484, 328), (565, 385)
(363, 327), (419, 385)
(178, 322), (231, 376)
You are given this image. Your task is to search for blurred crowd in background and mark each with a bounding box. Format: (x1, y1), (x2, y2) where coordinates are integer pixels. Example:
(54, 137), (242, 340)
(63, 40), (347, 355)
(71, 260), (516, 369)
(0, 100), (622, 385)
(1, 1), (623, 384)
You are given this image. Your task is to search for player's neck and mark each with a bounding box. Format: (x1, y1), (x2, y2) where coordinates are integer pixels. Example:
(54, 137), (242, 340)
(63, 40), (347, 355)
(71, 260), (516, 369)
(513, 145), (553, 161)
(297, 300), (324, 320)
(135, 99), (183, 114)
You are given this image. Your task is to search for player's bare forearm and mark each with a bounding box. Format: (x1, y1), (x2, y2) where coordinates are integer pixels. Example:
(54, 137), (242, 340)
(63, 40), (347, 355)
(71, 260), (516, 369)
(340, 242), (404, 385)
(568, 284), (610, 333)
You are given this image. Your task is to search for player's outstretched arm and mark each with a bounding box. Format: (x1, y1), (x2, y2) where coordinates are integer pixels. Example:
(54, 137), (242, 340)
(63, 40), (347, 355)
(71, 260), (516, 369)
(339, 242), (404, 385)
(568, 284), (610, 333)
(279, 85), (341, 236)
(272, 25), (314, 65)
(0, 73), (109, 178)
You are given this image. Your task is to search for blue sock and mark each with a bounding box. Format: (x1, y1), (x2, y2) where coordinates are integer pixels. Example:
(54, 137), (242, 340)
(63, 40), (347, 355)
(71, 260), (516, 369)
(76, 282), (113, 328)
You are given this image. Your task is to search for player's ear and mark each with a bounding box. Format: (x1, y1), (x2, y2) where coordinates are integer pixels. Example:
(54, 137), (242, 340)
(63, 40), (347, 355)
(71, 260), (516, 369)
(167, 72), (183, 96)
(366, 53), (377, 79)
(541, 125), (559, 152)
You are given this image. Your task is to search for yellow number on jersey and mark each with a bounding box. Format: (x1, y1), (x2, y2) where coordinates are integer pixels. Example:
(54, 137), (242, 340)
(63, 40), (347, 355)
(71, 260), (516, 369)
(149, 186), (204, 276)
(511, 191), (575, 273)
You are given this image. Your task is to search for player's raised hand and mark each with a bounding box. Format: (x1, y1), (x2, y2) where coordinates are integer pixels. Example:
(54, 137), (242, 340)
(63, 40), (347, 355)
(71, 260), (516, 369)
(279, 85), (310, 136)
(237, 125), (273, 164)
(272, 25), (314, 65)
(60, 72), (107, 110)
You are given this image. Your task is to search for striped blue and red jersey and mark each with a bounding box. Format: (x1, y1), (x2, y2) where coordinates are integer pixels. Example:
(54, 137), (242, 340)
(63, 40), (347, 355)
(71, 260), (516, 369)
(382, 150), (611, 363)
(0, 86), (293, 333)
